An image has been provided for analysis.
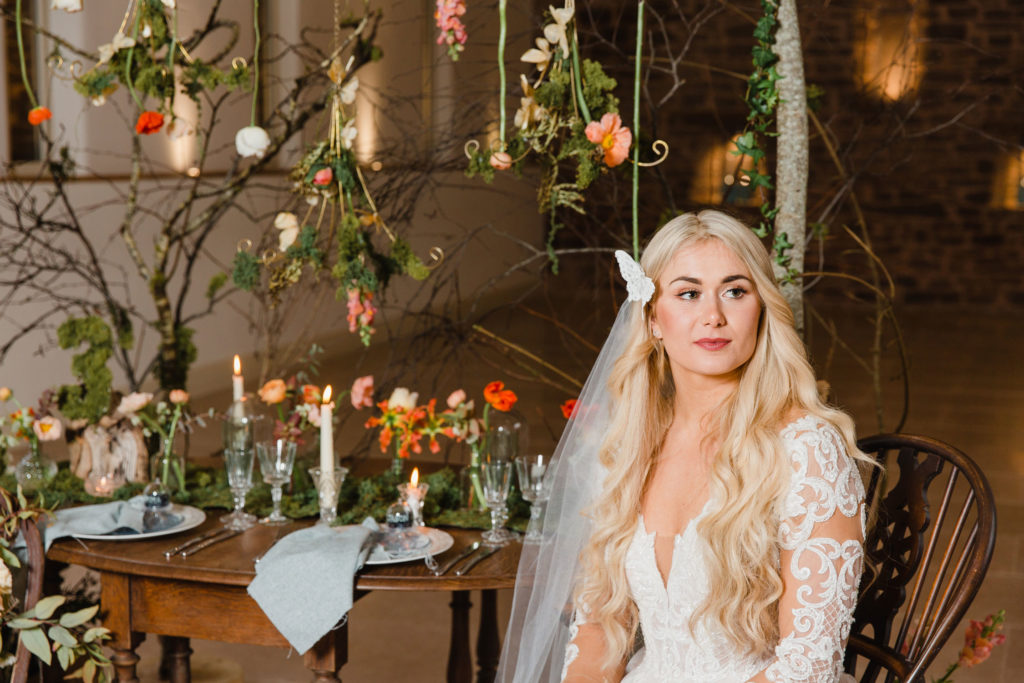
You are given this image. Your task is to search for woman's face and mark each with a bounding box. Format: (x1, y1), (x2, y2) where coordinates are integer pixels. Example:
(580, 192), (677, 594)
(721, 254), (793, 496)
(650, 239), (762, 387)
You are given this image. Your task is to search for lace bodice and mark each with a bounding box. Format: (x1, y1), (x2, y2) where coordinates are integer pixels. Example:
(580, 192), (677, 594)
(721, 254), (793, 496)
(562, 416), (866, 683)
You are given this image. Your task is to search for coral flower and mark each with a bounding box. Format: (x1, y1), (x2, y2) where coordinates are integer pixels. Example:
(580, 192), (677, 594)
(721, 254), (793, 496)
(313, 167), (333, 186)
(169, 389), (189, 404)
(301, 384), (321, 405)
(560, 398), (578, 419)
(350, 376), (374, 409)
(135, 111), (165, 135)
(28, 106), (52, 126)
(585, 112), (632, 167)
(483, 381), (517, 412)
(446, 389), (467, 409)
(258, 379), (287, 405)
(33, 416), (63, 442)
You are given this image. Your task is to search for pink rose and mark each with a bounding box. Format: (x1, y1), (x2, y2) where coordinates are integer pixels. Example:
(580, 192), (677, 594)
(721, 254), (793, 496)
(446, 389), (466, 409)
(117, 392), (153, 415)
(306, 403), (322, 427)
(489, 151), (512, 171)
(350, 375), (374, 409)
(169, 389), (189, 404)
(313, 167), (333, 186)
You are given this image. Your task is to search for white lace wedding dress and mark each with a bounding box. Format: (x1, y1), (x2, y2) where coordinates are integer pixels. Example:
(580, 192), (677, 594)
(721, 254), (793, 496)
(563, 416), (866, 683)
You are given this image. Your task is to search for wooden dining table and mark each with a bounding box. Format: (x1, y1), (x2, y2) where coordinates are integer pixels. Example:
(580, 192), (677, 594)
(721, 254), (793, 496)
(46, 514), (521, 683)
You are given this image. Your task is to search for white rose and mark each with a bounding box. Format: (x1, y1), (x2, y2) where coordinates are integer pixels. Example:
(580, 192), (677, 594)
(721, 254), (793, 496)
(274, 212), (299, 231)
(235, 126), (271, 158)
(278, 227), (299, 251)
(162, 0), (176, 7)
(51, 0), (82, 12)
(340, 76), (359, 105)
(387, 387), (418, 412)
(341, 119), (358, 150)
(117, 392), (153, 415)
(98, 32), (135, 65)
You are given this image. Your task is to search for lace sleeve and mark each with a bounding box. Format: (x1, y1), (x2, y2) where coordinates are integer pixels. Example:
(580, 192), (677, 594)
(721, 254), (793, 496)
(755, 418), (867, 683)
(561, 608), (585, 680)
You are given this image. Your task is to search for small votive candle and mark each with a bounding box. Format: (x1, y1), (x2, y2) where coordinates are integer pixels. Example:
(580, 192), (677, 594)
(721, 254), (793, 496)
(85, 472), (123, 497)
(397, 467), (429, 527)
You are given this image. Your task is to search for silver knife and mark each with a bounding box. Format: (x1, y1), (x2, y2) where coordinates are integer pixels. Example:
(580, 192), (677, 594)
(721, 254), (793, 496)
(454, 546), (499, 576)
(434, 541), (481, 576)
(165, 527), (233, 559)
(181, 529), (242, 558)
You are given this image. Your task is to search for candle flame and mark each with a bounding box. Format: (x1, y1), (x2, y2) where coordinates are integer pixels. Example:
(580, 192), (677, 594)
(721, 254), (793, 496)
(233, 354), (241, 374)
(411, 467), (419, 487)
(323, 385), (333, 403)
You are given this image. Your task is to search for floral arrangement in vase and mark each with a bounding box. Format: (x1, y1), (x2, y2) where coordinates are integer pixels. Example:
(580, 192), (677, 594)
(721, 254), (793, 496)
(117, 390), (200, 494)
(931, 610), (1007, 682)
(0, 387), (62, 492)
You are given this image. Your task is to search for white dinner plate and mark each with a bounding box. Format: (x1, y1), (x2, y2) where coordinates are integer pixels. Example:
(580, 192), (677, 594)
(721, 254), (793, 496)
(71, 504), (207, 541)
(365, 527), (455, 565)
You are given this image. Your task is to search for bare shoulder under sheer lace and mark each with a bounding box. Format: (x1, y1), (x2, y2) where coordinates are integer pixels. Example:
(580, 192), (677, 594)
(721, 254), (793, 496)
(561, 415), (866, 683)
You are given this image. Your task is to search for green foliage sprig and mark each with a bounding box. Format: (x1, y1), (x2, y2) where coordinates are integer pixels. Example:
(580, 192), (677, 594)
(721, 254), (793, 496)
(55, 317), (115, 425)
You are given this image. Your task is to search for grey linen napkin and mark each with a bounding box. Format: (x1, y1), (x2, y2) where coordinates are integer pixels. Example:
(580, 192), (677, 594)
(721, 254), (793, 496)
(35, 498), (147, 551)
(247, 517), (380, 654)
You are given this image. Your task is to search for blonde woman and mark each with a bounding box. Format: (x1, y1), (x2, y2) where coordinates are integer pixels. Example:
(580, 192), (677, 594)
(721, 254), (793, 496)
(498, 210), (869, 683)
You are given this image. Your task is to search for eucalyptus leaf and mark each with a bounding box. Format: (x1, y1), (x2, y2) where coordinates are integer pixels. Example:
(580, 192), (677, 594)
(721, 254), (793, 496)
(60, 604), (99, 628)
(83, 626), (110, 643)
(33, 594), (66, 619)
(48, 624), (78, 648)
(18, 628), (52, 665)
(0, 545), (21, 568)
(7, 617), (42, 629)
(57, 643), (71, 670)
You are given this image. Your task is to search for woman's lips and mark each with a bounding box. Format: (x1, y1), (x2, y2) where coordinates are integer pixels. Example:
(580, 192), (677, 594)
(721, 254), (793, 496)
(695, 338), (731, 351)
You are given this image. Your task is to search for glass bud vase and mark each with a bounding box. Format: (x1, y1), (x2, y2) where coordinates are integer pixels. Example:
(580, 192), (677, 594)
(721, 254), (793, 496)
(15, 441), (57, 494)
(150, 436), (186, 495)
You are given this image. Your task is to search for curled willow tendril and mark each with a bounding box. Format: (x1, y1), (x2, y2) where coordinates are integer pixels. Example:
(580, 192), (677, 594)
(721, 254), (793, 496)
(631, 1), (645, 259)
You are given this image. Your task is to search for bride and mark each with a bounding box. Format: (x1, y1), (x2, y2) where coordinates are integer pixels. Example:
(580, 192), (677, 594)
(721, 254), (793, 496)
(498, 210), (870, 682)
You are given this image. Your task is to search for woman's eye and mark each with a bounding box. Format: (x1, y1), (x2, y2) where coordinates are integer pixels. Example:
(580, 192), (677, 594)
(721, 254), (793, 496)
(676, 289), (699, 300)
(723, 287), (748, 299)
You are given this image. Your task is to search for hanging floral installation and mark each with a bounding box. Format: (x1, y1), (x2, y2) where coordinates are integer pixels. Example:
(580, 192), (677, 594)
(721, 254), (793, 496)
(464, 0), (666, 269)
(435, 0), (468, 61)
(231, 3), (442, 347)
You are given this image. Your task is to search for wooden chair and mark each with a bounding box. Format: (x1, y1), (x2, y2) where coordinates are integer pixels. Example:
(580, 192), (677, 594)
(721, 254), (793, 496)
(844, 434), (997, 683)
(0, 488), (47, 683)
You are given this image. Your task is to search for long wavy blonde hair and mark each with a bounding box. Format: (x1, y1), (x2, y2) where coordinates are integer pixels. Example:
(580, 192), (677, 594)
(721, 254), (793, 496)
(576, 210), (869, 670)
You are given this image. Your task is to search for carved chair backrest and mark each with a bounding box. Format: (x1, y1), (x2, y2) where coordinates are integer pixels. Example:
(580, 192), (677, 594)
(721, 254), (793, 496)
(0, 487), (46, 683)
(845, 434), (997, 683)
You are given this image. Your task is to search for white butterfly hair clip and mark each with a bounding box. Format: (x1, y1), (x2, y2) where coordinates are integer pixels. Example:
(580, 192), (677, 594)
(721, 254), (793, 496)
(614, 250), (655, 305)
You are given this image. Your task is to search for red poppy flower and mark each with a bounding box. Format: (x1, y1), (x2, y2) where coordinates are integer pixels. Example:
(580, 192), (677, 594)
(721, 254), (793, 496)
(483, 380), (517, 412)
(28, 106), (52, 126)
(135, 110), (165, 135)
(560, 399), (578, 419)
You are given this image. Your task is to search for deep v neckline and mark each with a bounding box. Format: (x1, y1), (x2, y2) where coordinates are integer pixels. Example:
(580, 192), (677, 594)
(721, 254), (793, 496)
(639, 498), (713, 590)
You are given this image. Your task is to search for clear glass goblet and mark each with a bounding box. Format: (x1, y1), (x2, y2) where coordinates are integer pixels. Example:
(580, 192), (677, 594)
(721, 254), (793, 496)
(481, 456), (515, 547)
(515, 454), (554, 544)
(255, 439), (297, 525)
(221, 446), (256, 530)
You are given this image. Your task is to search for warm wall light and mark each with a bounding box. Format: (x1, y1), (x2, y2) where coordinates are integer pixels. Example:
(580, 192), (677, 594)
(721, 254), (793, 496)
(689, 134), (768, 206)
(856, 2), (924, 101)
(992, 151), (1024, 210)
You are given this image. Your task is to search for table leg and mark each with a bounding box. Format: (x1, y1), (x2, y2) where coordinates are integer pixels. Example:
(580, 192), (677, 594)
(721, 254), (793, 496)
(159, 635), (192, 683)
(447, 591), (472, 683)
(303, 620), (348, 682)
(101, 572), (144, 683)
(476, 589), (500, 683)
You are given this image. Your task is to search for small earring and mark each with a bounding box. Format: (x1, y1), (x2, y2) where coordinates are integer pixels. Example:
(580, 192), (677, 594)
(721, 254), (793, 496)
(652, 328), (662, 339)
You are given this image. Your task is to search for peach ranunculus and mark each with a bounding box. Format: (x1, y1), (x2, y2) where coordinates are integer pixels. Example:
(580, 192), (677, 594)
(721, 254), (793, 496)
(387, 387), (418, 412)
(0, 387), (10, 402)
(258, 379), (287, 405)
(584, 112), (632, 167)
(350, 376), (374, 409)
(135, 111), (165, 135)
(446, 389), (467, 409)
(169, 389), (189, 404)
(117, 391), (153, 415)
(28, 107), (52, 126)
(489, 151), (512, 171)
(33, 416), (63, 442)
(313, 167), (333, 186)
(301, 384), (321, 405)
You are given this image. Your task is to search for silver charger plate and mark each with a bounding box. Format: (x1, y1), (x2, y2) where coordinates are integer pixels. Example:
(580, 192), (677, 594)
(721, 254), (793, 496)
(365, 527), (454, 565)
(71, 504), (207, 541)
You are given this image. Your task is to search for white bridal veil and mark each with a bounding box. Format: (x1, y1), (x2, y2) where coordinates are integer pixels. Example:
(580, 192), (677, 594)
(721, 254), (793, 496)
(496, 298), (639, 682)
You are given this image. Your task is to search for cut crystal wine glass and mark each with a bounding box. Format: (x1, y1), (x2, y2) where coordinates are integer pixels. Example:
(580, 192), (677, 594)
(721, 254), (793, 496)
(481, 456), (515, 547)
(221, 446), (256, 530)
(255, 439), (297, 525)
(515, 453), (553, 544)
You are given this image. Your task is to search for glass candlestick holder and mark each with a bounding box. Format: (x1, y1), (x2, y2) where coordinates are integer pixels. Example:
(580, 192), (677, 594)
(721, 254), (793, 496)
(308, 465), (349, 525)
(397, 481), (430, 527)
